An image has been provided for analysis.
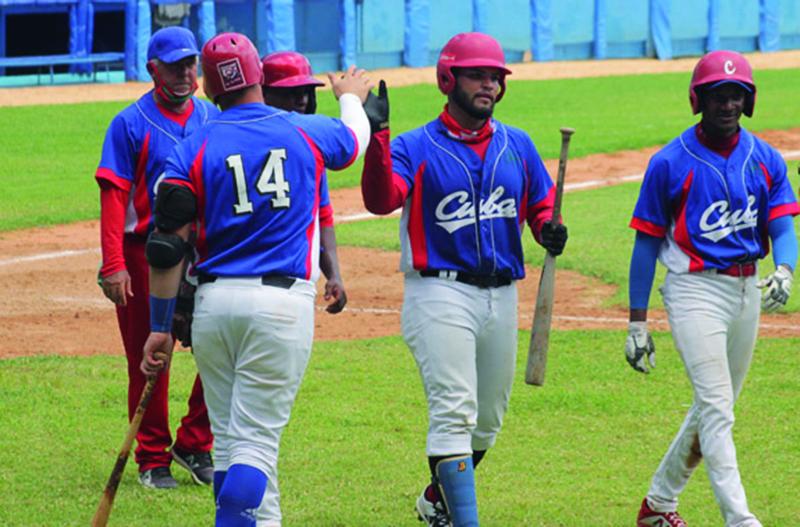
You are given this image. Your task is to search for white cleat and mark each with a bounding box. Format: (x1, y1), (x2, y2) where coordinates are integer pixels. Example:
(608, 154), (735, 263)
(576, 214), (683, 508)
(416, 490), (452, 527)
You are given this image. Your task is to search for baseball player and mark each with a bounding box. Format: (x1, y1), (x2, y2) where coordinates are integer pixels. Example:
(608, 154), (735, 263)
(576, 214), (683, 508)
(627, 50), (798, 527)
(95, 26), (216, 489)
(250, 50), (350, 527)
(140, 32), (372, 527)
(262, 50), (347, 315)
(360, 32), (568, 526)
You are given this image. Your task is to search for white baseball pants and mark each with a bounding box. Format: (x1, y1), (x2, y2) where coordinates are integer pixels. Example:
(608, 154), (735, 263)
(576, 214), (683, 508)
(648, 271), (762, 527)
(401, 273), (518, 456)
(191, 277), (316, 526)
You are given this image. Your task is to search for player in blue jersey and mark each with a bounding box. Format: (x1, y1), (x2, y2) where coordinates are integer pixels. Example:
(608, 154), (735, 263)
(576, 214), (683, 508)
(627, 51), (799, 527)
(262, 50), (348, 315)
(139, 32), (372, 527)
(95, 26), (216, 489)
(360, 32), (568, 526)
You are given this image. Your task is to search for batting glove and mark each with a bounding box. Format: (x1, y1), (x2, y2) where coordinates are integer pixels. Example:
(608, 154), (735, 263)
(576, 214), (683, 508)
(541, 221), (568, 256)
(363, 80), (389, 135)
(625, 321), (655, 374)
(757, 264), (793, 313)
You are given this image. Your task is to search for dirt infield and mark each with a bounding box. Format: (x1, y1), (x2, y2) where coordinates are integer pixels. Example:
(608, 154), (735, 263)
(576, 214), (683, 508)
(2, 53), (800, 359)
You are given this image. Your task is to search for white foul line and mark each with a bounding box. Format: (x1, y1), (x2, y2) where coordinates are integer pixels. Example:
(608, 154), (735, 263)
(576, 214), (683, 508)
(0, 248), (100, 267)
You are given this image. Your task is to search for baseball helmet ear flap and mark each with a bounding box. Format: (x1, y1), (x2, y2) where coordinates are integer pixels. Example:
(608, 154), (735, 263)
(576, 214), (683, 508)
(689, 50), (756, 117)
(436, 32), (512, 102)
(201, 32), (264, 102)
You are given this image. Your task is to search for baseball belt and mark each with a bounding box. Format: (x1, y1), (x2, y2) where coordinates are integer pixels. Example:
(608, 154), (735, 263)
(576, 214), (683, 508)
(197, 273), (297, 289)
(419, 269), (512, 288)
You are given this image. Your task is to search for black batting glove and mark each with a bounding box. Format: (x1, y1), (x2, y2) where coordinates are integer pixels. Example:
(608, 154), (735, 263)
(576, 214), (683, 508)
(363, 80), (389, 135)
(540, 221), (568, 256)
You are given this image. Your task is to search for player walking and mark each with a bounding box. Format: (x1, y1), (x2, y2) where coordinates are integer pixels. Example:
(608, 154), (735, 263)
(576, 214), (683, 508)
(360, 32), (568, 526)
(627, 50), (798, 527)
(140, 32), (371, 526)
(252, 50), (351, 527)
(96, 26), (215, 489)
(262, 50), (348, 315)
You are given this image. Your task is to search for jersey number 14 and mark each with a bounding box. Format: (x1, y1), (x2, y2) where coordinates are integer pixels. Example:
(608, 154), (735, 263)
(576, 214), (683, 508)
(226, 149), (290, 214)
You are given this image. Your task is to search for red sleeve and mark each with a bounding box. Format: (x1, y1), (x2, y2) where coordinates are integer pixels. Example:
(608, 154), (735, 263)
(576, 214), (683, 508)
(361, 129), (409, 215)
(526, 186), (556, 243)
(99, 181), (129, 277)
(319, 203), (334, 228)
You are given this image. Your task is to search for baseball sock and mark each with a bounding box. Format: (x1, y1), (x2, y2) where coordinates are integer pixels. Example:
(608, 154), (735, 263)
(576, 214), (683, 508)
(213, 470), (227, 499)
(216, 464), (268, 527)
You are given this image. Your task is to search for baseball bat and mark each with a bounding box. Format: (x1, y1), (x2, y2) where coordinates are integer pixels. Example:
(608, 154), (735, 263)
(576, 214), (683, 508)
(91, 375), (157, 527)
(525, 127), (574, 386)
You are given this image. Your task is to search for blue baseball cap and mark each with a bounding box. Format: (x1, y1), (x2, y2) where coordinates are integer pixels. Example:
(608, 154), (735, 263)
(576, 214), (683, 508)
(708, 79), (753, 93)
(147, 26), (200, 63)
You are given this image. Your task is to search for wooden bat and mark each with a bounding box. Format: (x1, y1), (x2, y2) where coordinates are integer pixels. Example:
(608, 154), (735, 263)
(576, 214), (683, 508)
(91, 375), (157, 527)
(525, 127), (574, 386)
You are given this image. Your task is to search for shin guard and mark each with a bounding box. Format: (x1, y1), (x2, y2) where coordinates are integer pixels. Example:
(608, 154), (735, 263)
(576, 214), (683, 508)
(436, 455), (478, 527)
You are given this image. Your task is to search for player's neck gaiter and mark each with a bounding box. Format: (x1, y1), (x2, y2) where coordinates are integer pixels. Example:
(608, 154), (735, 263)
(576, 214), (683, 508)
(440, 105), (494, 144)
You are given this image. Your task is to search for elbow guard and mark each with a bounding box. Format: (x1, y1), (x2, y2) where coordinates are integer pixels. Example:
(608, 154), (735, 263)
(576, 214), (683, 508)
(146, 231), (187, 269)
(154, 182), (197, 232)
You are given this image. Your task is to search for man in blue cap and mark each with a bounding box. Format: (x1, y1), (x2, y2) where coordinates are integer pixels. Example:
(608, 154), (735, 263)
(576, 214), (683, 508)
(95, 26), (218, 489)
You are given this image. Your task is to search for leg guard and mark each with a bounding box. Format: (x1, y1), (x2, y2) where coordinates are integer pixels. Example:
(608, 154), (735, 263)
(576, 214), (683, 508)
(436, 455), (478, 527)
(214, 470), (227, 499)
(216, 464), (268, 527)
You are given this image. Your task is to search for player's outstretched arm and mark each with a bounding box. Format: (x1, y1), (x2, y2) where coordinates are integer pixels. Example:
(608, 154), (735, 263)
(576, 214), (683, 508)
(327, 66), (372, 160)
(625, 232), (660, 373)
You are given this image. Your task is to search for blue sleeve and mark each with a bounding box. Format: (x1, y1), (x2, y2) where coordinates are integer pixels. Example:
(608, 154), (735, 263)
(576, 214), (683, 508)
(630, 156), (671, 237)
(390, 134), (416, 190)
(768, 215), (798, 271)
(629, 231), (662, 309)
(524, 139), (553, 207)
(97, 114), (135, 185)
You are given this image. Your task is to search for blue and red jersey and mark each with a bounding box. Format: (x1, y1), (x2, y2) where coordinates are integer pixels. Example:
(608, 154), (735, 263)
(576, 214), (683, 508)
(163, 103), (357, 281)
(631, 125), (800, 272)
(96, 91), (218, 236)
(363, 116), (555, 280)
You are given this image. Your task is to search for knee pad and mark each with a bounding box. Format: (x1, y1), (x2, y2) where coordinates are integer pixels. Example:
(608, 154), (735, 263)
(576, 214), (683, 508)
(436, 455), (478, 527)
(216, 464), (268, 527)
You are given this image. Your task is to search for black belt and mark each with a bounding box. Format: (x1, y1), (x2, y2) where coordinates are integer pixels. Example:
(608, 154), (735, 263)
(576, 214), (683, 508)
(197, 273), (296, 289)
(419, 270), (512, 288)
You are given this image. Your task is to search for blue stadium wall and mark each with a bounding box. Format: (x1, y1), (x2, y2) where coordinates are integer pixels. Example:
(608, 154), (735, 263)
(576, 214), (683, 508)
(0, 0), (799, 82)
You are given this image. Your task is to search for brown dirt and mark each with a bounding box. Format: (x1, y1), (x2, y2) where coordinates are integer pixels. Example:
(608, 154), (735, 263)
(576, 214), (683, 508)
(2, 49), (799, 107)
(2, 53), (800, 359)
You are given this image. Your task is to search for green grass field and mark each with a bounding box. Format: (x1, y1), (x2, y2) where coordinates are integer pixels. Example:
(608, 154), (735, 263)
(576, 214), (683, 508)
(1, 334), (798, 526)
(1, 69), (799, 230)
(2, 67), (800, 526)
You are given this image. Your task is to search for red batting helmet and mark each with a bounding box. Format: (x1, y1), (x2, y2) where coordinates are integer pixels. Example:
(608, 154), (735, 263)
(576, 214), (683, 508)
(690, 50), (756, 117)
(261, 51), (324, 88)
(201, 32), (263, 101)
(437, 32), (512, 102)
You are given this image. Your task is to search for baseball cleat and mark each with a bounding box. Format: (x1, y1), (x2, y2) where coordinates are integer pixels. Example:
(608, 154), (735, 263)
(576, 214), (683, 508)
(416, 489), (452, 527)
(637, 498), (687, 527)
(139, 466), (178, 489)
(171, 446), (214, 485)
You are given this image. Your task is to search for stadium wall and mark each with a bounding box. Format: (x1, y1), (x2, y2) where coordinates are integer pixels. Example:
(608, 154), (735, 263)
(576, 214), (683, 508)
(0, 0), (798, 83)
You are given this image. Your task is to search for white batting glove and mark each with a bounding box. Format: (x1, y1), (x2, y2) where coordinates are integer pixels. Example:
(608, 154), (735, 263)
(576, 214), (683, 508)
(625, 321), (655, 374)
(757, 264), (793, 313)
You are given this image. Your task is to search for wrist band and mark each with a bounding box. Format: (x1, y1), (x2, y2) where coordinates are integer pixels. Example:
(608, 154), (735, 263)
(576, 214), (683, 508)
(150, 295), (177, 333)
